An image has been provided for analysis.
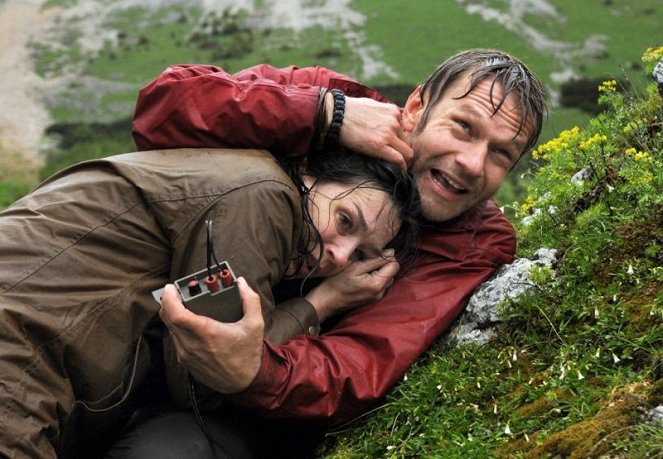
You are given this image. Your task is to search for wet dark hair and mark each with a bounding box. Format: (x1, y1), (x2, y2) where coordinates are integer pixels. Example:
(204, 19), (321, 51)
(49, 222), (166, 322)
(418, 48), (548, 155)
(281, 148), (420, 278)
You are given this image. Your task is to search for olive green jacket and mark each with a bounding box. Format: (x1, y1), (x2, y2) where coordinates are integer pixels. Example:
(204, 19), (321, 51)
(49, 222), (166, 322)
(0, 148), (318, 458)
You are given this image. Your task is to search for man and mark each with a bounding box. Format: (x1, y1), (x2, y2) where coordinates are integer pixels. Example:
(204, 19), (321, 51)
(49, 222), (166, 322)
(132, 48), (546, 444)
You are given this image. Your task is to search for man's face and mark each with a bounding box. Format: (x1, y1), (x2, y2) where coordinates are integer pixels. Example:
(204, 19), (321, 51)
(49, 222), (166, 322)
(403, 74), (531, 222)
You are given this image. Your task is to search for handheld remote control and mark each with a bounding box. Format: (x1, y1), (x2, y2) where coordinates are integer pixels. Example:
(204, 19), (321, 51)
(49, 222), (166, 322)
(152, 261), (243, 323)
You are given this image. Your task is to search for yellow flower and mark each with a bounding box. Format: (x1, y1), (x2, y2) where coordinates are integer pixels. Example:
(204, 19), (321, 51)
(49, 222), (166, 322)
(533, 126), (581, 159)
(642, 46), (663, 64)
(520, 195), (536, 213)
(580, 133), (607, 151)
(598, 79), (617, 93)
(634, 151), (653, 163)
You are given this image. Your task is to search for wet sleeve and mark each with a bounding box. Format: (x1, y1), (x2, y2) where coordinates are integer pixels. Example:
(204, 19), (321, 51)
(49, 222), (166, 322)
(133, 64), (338, 155)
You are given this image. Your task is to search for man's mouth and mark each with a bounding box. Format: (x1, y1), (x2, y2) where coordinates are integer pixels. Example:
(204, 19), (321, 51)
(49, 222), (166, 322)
(431, 169), (468, 195)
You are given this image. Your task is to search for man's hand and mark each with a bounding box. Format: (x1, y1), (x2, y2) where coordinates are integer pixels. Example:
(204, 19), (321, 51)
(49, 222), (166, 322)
(159, 277), (264, 394)
(306, 249), (399, 322)
(334, 95), (414, 169)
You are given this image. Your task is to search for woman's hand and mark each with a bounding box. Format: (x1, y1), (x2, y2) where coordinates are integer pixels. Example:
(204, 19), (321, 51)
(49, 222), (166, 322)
(159, 277), (265, 393)
(306, 249), (400, 322)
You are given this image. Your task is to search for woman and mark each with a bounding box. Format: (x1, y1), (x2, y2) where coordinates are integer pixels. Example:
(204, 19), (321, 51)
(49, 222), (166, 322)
(0, 146), (417, 458)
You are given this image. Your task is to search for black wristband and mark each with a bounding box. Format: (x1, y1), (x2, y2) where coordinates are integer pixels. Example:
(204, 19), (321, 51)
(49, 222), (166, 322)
(325, 89), (345, 147)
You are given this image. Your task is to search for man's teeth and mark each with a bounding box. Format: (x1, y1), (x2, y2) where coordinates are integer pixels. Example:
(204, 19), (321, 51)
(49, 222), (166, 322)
(445, 176), (464, 191)
(434, 170), (466, 193)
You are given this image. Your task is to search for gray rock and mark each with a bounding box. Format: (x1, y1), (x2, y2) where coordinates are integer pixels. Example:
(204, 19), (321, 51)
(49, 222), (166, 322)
(521, 206), (558, 226)
(443, 248), (557, 346)
(571, 167), (593, 185)
(653, 57), (663, 96)
(648, 405), (663, 422)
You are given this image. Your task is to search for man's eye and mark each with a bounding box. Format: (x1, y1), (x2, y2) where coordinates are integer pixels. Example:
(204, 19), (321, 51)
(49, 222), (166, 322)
(494, 148), (514, 165)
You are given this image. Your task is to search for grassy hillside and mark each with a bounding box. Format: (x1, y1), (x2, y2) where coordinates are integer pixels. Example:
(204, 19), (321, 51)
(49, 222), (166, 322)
(5, 0), (656, 209)
(317, 49), (663, 458)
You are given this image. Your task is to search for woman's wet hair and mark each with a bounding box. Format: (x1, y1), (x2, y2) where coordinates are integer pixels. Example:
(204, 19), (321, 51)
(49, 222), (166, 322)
(282, 148), (420, 278)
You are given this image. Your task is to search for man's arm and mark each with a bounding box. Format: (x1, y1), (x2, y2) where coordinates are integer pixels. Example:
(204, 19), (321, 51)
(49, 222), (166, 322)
(132, 64), (412, 166)
(230, 261), (503, 422)
(165, 201), (516, 424)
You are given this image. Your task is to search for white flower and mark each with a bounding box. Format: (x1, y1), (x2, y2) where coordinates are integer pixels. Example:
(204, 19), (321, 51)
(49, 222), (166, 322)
(504, 424), (511, 435)
(493, 403), (498, 414)
(386, 445), (395, 451)
(577, 370), (585, 380)
(627, 264), (634, 275)
(595, 348), (601, 358)
(612, 353), (621, 364)
(436, 384), (442, 390)
(403, 374), (408, 381)
(594, 307), (600, 318)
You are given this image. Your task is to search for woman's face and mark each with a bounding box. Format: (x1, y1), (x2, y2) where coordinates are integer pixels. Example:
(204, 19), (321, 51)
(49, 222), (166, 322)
(295, 177), (401, 278)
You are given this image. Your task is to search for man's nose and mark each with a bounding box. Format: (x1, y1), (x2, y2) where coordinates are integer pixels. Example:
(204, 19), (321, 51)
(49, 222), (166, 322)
(456, 142), (487, 178)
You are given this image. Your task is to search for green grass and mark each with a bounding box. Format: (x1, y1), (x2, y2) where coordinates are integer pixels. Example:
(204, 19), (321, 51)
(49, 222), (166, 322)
(353, 0), (552, 86)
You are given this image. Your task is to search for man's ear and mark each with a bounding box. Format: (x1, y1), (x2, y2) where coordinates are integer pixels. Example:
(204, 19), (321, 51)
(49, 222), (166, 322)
(402, 86), (424, 134)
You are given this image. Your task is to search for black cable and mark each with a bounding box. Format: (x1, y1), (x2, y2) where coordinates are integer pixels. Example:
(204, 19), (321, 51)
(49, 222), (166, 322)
(206, 220), (214, 278)
(205, 219), (224, 277)
(194, 219), (230, 457)
(188, 373), (230, 457)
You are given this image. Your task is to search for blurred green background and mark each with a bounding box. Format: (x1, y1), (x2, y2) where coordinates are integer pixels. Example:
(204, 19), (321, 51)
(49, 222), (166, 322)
(1, 0), (660, 208)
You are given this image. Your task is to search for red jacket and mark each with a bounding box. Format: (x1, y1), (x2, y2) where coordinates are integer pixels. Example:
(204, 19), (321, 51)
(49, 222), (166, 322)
(133, 64), (516, 424)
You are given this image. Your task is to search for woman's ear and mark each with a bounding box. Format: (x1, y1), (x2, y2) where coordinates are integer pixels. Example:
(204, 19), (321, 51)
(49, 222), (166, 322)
(402, 86), (424, 134)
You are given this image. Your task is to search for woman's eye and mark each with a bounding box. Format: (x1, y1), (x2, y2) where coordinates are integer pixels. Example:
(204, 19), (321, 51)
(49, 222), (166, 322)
(337, 213), (352, 230)
(456, 120), (470, 131)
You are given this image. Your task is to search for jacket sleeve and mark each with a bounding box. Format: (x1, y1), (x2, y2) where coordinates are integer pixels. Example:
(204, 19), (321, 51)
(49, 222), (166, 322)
(230, 201), (517, 424)
(132, 64), (373, 155)
(268, 298), (320, 344)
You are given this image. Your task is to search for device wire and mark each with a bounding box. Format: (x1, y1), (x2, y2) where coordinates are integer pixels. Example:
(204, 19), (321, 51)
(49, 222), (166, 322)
(188, 219), (231, 457)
